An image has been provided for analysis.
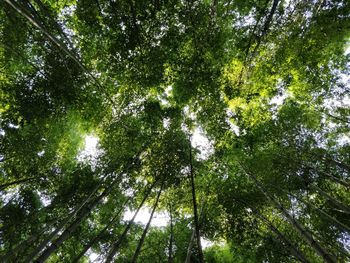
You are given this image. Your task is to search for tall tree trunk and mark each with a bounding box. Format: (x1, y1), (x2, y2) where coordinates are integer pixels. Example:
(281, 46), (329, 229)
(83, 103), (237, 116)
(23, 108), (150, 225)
(0, 227), (48, 262)
(29, 0), (75, 50)
(25, 173), (111, 262)
(0, 176), (38, 190)
(188, 137), (204, 263)
(311, 185), (350, 214)
(241, 165), (337, 263)
(306, 165), (350, 189)
(303, 196), (350, 233)
(185, 198), (205, 263)
(243, 201), (310, 263)
(4, 0), (107, 97)
(168, 204), (174, 263)
(313, 153), (350, 173)
(27, 150), (142, 261)
(104, 181), (157, 263)
(319, 170), (350, 189)
(34, 175), (120, 263)
(251, 0), (280, 55)
(4, 0), (80, 67)
(72, 191), (137, 263)
(131, 180), (164, 263)
(325, 112), (350, 124)
(261, 214), (310, 263)
(262, 177), (350, 233)
(185, 231), (196, 263)
(327, 158), (350, 173)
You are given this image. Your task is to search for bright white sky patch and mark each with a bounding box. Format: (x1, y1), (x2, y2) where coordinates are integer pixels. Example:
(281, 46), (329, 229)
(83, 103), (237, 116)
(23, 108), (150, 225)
(88, 251), (101, 263)
(123, 208), (169, 227)
(77, 134), (101, 165)
(201, 237), (213, 249)
(159, 85), (173, 106)
(270, 92), (288, 106)
(201, 238), (225, 250)
(191, 127), (214, 160)
(84, 135), (98, 152)
(226, 109), (240, 136)
(345, 44), (350, 56)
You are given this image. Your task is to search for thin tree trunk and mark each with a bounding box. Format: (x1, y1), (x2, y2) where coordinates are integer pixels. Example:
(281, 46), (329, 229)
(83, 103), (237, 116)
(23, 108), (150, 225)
(251, 0), (280, 55)
(25, 174), (110, 262)
(4, 0), (108, 99)
(185, 231), (196, 263)
(274, 154), (350, 189)
(236, 199), (310, 263)
(319, 170), (350, 189)
(0, 176), (38, 190)
(304, 196), (350, 233)
(29, 0), (76, 50)
(324, 112), (350, 124)
(311, 185), (350, 214)
(306, 165), (350, 189)
(168, 204), (174, 263)
(241, 165), (337, 263)
(185, 198), (205, 263)
(313, 153), (350, 173)
(72, 192), (136, 263)
(188, 137), (204, 263)
(0, 226), (49, 262)
(4, 0), (81, 68)
(131, 180), (164, 263)
(27, 149), (142, 261)
(34, 176), (119, 263)
(327, 158), (350, 173)
(261, 178), (350, 233)
(261, 214), (310, 263)
(104, 181), (157, 263)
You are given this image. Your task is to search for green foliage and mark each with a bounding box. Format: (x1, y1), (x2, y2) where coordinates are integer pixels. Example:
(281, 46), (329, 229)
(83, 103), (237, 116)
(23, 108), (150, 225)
(1, 0), (349, 262)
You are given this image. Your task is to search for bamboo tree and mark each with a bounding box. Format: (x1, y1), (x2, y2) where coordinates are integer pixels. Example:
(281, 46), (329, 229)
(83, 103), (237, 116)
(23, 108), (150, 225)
(240, 164), (337, 263)
(188, 136), (204, 263)
(0, 176), (38, 190)
(25, 149), (144, 261)
(281, 186), (350, 233)
(250, 0), (280, 56)
(71, 187), (140, 263)
(4, 0), (109, 100)
(2, 0), (349, 261)
(130, 179), (164, 263)
(233, 197), (310, 263)
(185, 231), (196, 263)
(185, 198), (205, 263)
(0, 224), (49, 262)
(27, 0), (76, 50)
(259, 213), (310, 263)
(104, 180), (157, 263)
(167, 203), (174, 263)
(33, 197), (104, 261)
(306, 165), (350, 189)
(310, 185), (350, 215)
(257, 176), (350, 233)
(33, 170), (126, 262)
(313, 154), (350, 173)
(24, 174), (110, 262)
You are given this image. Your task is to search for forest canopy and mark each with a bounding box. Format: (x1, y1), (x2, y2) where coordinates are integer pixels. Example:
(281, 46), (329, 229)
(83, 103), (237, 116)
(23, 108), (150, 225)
(0, 0), (350, 262)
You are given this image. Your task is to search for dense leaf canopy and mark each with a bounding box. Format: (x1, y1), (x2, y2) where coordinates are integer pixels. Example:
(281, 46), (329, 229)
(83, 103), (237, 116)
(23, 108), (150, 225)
(1, 0), (350, 262)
